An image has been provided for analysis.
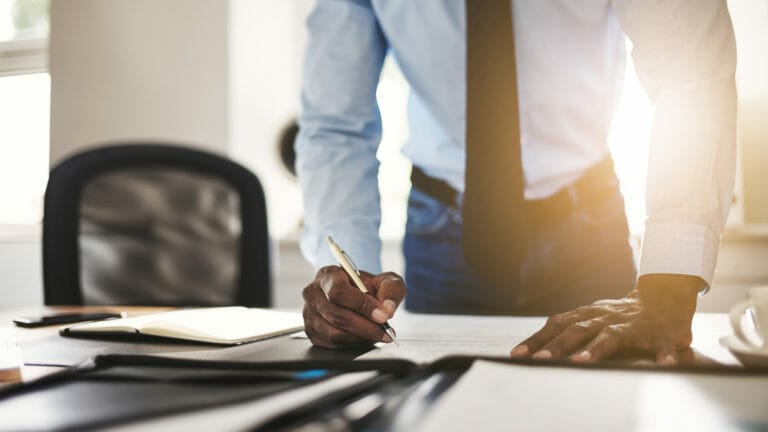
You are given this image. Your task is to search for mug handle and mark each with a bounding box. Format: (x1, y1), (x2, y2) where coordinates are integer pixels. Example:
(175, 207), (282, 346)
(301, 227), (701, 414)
(730, 300), (762, 350)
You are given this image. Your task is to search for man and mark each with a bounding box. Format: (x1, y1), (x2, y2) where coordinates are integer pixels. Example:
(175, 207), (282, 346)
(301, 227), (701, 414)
(295, 0), (736, 365)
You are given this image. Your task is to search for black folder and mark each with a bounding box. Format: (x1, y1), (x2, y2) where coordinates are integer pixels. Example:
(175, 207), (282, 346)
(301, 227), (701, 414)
(1, 354), (766, 432)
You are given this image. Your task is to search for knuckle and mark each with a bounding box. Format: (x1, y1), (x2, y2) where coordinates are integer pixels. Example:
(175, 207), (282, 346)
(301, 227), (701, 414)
(327, 308), (351, 329)
(604, 324), (624, 337)
(546, 314), (565, 327)
(573, 305), (592, 315)
(380, 272), (405, 290)
(326, 285), (348, 304)
(305, 327), (326, 347)
(381, 272), (403, 282)
(569, 321), (593, 334)
(315, 265), (334, 281)
(328, 329), (348, 345)
(304, 325), (317, 340)
(302, 284), (317, 302)
(318, 265), (344, 284)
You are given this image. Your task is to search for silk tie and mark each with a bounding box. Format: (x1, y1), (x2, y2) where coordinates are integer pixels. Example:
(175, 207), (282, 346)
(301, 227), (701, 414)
(462, 0), (526, 285)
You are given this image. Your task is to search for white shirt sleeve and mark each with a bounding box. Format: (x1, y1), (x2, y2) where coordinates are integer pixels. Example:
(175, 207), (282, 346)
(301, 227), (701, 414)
(612, 0), (738, 286)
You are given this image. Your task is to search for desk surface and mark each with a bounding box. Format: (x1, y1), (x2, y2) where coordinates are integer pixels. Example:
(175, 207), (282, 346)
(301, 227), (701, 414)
(0, 307), (758, 432)
(0, 306), (742, 383)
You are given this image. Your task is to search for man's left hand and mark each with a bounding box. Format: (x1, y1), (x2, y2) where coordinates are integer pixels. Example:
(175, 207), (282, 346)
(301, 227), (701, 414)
(510, 274), (703, 365)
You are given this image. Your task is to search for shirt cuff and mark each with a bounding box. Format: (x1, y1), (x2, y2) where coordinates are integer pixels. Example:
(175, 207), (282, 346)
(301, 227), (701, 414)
(638, 222), (722, 288)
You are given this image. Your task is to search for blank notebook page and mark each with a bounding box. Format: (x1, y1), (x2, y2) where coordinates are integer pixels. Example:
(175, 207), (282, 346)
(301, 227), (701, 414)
(67, 307), (304, 343)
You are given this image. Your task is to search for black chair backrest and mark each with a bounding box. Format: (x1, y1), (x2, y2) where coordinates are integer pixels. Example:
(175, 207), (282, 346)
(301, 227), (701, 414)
(43, 143), (271, 307)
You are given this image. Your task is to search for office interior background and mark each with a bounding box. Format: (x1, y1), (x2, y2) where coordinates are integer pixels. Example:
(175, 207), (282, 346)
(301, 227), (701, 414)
(0, 0), (766, 310)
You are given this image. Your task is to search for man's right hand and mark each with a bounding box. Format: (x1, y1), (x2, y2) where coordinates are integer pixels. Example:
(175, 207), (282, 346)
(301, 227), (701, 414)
(302, 266), (406, 348)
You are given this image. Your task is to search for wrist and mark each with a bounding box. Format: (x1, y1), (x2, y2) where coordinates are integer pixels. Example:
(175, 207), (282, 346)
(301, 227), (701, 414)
(635, 274), (702, 315)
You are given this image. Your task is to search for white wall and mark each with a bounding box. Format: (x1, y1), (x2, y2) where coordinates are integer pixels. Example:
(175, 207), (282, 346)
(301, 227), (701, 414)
(49, 0), (231, 164)
(40, 0), (314, 307)
(228, 1), (310, 239)
(48, 0), (311, 238)
(728, 0), (768, 222)
(0, 230), (43, 307)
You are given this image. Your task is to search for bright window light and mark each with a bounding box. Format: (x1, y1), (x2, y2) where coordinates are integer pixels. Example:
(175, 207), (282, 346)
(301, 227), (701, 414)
(608, 44), (653, 237)
(0, 73), (50, 224)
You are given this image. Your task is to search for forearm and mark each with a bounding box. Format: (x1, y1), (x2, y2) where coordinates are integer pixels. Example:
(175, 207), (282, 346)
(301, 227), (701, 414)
(615, 0), (738, 286)
(296, 131), (384, 272)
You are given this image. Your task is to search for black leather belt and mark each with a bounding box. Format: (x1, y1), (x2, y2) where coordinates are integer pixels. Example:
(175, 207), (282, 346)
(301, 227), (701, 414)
(410, 157), (619, 225)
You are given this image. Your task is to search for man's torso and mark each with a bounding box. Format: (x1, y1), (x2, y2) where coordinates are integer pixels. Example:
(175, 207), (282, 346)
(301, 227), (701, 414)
(371, 0), (626, 199)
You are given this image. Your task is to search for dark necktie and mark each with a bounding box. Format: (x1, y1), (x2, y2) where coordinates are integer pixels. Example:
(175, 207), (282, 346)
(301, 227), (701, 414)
(462, 0), (526, 285)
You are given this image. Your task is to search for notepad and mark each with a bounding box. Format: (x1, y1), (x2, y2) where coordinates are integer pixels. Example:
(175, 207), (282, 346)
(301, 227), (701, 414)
(61, 307), (304, 345)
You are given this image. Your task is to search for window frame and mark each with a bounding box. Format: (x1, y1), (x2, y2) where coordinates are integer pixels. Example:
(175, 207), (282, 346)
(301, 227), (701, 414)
(0, 38), (47, 76)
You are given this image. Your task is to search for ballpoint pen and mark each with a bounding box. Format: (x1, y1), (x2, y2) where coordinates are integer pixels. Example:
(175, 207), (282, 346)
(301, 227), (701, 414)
(326, 236), (399, 346)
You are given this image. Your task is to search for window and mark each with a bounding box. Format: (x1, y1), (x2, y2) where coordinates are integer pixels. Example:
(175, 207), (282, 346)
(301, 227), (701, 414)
(0, 0), (50, 226)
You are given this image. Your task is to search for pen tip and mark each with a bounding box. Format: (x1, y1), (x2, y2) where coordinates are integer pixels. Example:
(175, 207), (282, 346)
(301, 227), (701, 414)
(386, 328), (399, 346)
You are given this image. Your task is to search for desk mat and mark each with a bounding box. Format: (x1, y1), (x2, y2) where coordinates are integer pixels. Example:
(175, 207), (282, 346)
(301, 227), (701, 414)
(0, 355), (415, 432)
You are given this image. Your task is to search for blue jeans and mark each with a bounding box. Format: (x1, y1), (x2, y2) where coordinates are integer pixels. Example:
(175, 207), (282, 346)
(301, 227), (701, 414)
(403, 179), (637, 315)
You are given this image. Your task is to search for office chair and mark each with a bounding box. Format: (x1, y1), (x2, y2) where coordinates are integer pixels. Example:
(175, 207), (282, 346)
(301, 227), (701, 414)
(43, 143), (271, 307)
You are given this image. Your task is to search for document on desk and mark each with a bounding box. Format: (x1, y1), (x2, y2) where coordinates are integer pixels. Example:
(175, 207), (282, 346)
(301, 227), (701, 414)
(386, 312), (544, 342)
(359, 340), (511, 364)
(355, 312), (544, 364)
(415, 360), (768, 432)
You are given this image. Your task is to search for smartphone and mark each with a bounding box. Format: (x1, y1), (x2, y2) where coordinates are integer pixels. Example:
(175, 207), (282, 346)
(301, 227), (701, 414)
(12, 312), (123, 328)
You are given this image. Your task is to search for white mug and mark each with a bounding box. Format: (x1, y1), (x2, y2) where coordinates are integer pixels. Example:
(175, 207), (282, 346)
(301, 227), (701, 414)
(729, 286), (768, 351)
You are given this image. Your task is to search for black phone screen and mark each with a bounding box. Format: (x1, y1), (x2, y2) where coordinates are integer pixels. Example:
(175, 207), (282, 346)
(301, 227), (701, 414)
(12, 312), (123, 328)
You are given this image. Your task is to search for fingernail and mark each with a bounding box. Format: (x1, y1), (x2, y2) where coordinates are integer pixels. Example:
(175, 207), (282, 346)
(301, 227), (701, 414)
(383, 299), (397, 315)
(532, 350), (552, 360)
(510, 345), (529, 357)
(371, 308), (388, 323)
(571, 351), (591, 362)
(381, 334), (393, 343)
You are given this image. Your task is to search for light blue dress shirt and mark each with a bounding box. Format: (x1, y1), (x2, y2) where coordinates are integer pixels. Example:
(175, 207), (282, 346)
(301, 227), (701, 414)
(295, 0), (736, 285)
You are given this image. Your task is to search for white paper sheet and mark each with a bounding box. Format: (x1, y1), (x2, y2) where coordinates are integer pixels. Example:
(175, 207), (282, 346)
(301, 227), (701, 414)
(386, 312), (545, 342)
(359, 340), (511, 364)
(355, 312), (544, 363)
(415, 360), (768, 432)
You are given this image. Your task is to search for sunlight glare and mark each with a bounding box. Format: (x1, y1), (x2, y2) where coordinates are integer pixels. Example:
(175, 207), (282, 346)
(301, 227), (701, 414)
(608, 41), (653, 238)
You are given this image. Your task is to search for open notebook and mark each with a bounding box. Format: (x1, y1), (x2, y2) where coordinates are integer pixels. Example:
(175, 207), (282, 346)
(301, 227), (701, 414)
(60, 307), (304, 345)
